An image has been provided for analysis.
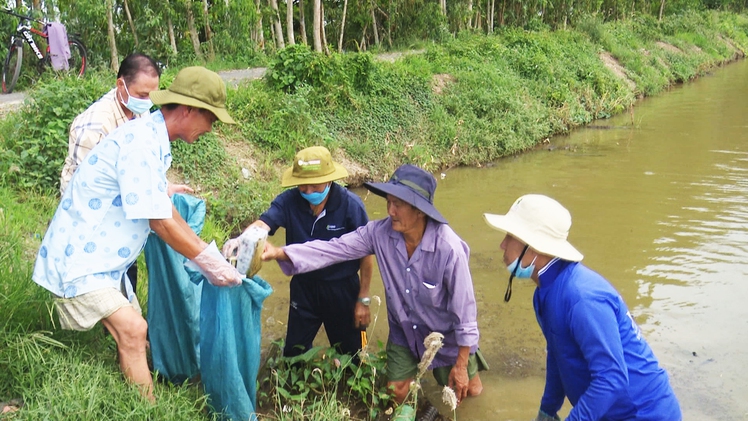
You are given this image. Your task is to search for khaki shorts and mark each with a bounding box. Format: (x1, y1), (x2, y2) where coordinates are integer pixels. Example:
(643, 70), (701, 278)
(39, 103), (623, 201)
(55, 287), (142, 331)
(386, 342), (489, 385)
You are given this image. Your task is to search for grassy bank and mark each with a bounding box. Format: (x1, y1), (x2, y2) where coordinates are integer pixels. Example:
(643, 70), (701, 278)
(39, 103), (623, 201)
(1, 10), (747, 420)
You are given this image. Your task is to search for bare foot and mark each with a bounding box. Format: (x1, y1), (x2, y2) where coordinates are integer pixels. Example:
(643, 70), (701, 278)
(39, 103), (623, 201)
(1, 398), (22, 414)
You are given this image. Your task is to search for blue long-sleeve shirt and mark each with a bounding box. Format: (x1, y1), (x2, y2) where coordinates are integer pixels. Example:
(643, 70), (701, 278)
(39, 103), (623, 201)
(535, 259), (681, 421)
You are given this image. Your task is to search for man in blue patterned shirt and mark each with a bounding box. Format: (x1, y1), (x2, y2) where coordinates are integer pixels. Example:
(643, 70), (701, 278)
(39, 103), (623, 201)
(32, 67), (242, 400)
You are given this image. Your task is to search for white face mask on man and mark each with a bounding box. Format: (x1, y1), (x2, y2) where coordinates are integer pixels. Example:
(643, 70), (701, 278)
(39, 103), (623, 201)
(119, 80), (153, 115)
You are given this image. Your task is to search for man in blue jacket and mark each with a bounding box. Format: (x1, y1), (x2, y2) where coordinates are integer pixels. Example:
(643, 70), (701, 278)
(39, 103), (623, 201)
(224, 146), (373, 358)
(483, 194), (681, 421)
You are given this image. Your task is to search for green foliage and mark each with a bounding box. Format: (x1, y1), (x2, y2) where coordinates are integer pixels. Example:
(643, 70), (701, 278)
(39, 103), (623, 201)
(0, 72), (111, 191)
(257, 340), (393, 420)
(267, 44), (376, 95)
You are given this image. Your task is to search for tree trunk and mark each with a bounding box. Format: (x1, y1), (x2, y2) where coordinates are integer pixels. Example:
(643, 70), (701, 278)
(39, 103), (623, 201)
(32, 0), (40, 10)
(440, 0), (447, 16)
(370, 0), (379, 46)
(270, 0), (286, 49)
(255, 0), (265, 48)
(320, 2), (329, 54)
(164, 0), (178, 55)
(467, 0), (473, 29)
(203, 0), (216, 60)
(312, 0), (322, 52)
(185, 0), (204, 60)
(658, 0), (666, 21)
(123, 0), (140, 48)
(499, 0), (505, 25)
(106, 0), (118, 72)
(287, 0), (296, 45)
(338, 0), (348, 52)
(299, 0), (308, 44)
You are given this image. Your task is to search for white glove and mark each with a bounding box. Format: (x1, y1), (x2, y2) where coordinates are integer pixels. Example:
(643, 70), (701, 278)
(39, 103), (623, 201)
(221, 237), (241, 259)
(222, 237), (241, 259)
(186, 241), (242, 287)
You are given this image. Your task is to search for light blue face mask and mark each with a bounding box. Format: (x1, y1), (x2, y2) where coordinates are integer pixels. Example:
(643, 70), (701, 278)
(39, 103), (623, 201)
(299, 184), (330, 206)
(507, 254), (536, 279)
(120, 80), (153, 115)
(503, 244), (535, 302)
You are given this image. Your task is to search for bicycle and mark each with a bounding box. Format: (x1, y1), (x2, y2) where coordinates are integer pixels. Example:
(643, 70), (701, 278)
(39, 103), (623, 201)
(1, 8), (87, 93)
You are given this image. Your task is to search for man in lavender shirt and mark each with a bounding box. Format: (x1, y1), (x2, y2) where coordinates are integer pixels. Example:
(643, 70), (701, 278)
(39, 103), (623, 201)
(262, 164), (486, 405)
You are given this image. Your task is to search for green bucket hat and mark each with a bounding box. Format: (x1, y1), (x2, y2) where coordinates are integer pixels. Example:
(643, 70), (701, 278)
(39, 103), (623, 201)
(149, 66), (236, 124)
(281, 146), (349, 187)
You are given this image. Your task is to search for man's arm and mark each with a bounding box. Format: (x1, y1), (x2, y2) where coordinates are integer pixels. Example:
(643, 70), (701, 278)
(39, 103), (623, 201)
(448, 345), (471, 402)
(539, 348), (565, 418)
(565, 300), (628, 421)
(151, 205), (242, 287)
(354, 254), (374, 328)
(149, 204), (206, 259)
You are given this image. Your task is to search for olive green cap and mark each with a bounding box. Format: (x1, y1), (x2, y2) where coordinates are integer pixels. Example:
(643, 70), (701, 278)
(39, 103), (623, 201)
(281, 146), (349, 187)
(150, 66), (236, 124)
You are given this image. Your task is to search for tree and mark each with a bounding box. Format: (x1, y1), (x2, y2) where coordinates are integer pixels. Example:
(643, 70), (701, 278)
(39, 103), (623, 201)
(165, 0), (179, 55)
(313, 0), (322, 51)
(202, 0), (216, 60)
(105, 0), (118, 71)
(270, 0), (286, 48)
(287, 0), (296, 45)
(338, 0), (348, 51)
(299, 0), (308, 44)
(123, 0), (139, 48)
(184, 0), (204, 60)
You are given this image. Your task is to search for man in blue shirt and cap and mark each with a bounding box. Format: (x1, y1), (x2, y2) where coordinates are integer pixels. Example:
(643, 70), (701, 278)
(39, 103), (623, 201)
(483, 194), (681, 421)
(224, 146), (373, 358)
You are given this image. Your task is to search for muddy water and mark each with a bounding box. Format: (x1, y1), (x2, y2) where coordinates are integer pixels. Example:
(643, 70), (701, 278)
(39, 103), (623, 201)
(257, 60), (748, 420)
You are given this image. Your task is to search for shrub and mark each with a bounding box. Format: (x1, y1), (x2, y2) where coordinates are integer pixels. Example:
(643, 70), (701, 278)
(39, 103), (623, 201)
(0, 73), (111, 191)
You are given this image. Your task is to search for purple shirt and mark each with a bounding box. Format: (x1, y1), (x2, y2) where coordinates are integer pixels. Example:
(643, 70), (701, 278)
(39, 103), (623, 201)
(279, 217), (479, 368)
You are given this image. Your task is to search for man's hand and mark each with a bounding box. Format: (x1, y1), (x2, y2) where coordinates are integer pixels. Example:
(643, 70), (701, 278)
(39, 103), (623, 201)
(190, 242), (242, 287)
(261, 242), (288, 261)
(223, 221), (271, 258)
(167, 183), (194, 197)
(354, 302), (371, 329)
(448, 364), (470, 404)
(533, 410), (561, 421)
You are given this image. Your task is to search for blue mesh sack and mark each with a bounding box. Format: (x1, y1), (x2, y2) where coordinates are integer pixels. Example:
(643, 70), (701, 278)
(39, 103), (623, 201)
(197, 274), (273, 421)
(144, 193), (204, 383)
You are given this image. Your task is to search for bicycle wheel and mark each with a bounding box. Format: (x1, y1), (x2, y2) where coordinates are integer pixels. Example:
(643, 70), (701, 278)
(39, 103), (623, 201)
(2, 41), (23, 94)
(66, 37), (86, 77)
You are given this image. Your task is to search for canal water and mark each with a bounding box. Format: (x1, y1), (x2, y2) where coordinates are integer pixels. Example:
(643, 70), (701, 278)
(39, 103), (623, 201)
(257, 59), (748, 420)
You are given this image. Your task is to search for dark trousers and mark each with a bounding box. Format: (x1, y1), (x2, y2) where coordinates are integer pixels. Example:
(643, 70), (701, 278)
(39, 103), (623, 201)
(126, 262), (138, 294)
(283, 274), (361, 357)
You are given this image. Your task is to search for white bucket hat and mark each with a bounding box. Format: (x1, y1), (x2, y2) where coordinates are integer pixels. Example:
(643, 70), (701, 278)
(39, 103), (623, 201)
(483, 194), (583, 262)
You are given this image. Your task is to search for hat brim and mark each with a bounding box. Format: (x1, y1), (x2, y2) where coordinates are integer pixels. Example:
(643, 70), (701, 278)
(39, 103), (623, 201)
(365, 182), (447, 224)
(281, 162), (349, 187)
(483, 213), (583, 261)
(150, 90), (236, 125)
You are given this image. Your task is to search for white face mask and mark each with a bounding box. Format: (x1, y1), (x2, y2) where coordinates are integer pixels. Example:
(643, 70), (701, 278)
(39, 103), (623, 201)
(119, 80), (153, 115)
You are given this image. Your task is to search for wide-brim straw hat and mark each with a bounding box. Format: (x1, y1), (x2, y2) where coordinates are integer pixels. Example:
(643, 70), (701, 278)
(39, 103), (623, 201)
(150, 66), (236, 124)
(364, 164), (447, 224)
(281, 146), (349, 187)
(483, 194), (583, 261)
